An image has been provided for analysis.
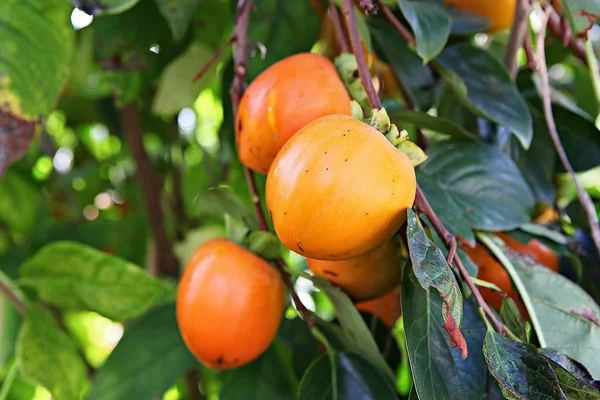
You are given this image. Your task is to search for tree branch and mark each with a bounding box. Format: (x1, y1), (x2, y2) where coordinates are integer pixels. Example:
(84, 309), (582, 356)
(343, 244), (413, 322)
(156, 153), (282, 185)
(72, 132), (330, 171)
(377, 1), (416, 47)
(329, 1), (349, 53)
(534, 4), (600, 258)
(230, 0), (314, 328)
(342, 0), (505, 334)
(0, 277), (24, 315)
(119, 103), (179, 278)
(505, 0), (531, 78)
(342, 0), (382, 110)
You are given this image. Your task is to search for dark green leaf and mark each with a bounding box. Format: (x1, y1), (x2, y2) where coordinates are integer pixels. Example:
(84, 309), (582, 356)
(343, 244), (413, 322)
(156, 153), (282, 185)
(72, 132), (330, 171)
(418, 140), (535, 240)
(309, 276), (396, 382)
(277, 318), (321, 377)
(499, 298), (527, 342)
(403, 267), (495, 399)
(297, 352), (397, 400)
(541, 348), (598, 385)
(547, 358), (600, 400)
(528, 99), (600, 173)
(16, 304), (88, 400)
(406, 209), (464, 333)
(438, 2), (490, 34)
(192, 0), (234, 50)
(390, 109), (478, 140)
(246, 0), (320, 80)
(369, 20), (440, 110)
(437, 44), (533, 148)
(398, 0), (451, 63)
(86, 302), (198, 400)
(155, 0), (199, 40)
(515, 117), (556, 205)
(502, 248), (600, 379)
(19, 241), (172, 321)
(484, 330), (567, 400)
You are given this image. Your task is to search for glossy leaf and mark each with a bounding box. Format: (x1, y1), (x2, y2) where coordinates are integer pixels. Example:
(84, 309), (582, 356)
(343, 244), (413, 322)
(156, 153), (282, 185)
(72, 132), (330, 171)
(418, 140), (535, 241)
(193, 186), (257, 229)
(16, 304), (88, 400)
(297, 352), (397, 400)
(309, 276), (396, 382)
(437, 44), (533, 148)
(86, 302), (198, 400)
(484, 330), (568, 400)
(246, 0), (320, 80)
(155, 0), (200, 40)
(19, 242), (172, 321)
(500, 298), (527, 342)
(390, 109), (478, 140)
(398, 0), (451, 63)
(547, 358), (600, 399)
(528, 98), (600, 173)
(504, 249), (600, 379)
(369, 20), (439, 110)
(406, 209), (466, 354)
(403, 272), (496, 400)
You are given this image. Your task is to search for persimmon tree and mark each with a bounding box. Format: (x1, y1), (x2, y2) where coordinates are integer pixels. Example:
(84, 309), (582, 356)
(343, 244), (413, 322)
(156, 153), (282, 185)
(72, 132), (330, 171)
(0, 0), (600, 399)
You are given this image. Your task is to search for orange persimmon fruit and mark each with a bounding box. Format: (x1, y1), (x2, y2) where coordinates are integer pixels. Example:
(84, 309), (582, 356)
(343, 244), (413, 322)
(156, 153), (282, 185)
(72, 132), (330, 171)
(495, 232), (560, 273)
(176, 239), (286, 370)
(236, 53), (351, 174)
(444, 0), (516, 33)
(356, 286), (402, 327)
(266, 114), (416, 261)
(307, 239), (403, 302)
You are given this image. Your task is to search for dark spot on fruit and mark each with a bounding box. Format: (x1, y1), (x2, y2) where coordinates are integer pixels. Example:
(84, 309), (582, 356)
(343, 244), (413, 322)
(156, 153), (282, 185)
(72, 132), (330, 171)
(216, 355), (224, 365)
(326, 168), (329, 171)
(343, 134), (346, 137)
(284, 212), (287, 215)
(325, 151), (328, 154)
(237, 119), (242, 132)
(366, 213), (369, 216)
(323, 270), (338, 277)
(305, 169), (308, 173)
(344, 159), (348, 162)
(297, 243), (305, 252)
(347, 129), (350, 132)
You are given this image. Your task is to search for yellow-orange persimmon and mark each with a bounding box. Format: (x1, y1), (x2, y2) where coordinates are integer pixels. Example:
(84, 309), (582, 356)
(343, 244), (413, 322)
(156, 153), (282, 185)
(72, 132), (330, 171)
(495, 232), (560, 273)
(444, 0), (516, 33)
(266, 114), (416, 261)
(307, 239), (402, 302)
(176, 239), (285, 370)
(356, 286), (402, 327)
(236, 53), (351, 174)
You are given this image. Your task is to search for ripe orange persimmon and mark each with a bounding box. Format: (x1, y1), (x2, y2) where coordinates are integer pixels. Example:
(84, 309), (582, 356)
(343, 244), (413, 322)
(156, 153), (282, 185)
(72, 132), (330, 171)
(444, 0), (516, 33)
(176, 239), (285, 370)
(307, 239), (402, 302)
(357, 286), (402, 327)
(495, 232), (560, 273)
(464, 243), (514, 310)
(236, 53), (351, 174)
(266, 114), (416, 261)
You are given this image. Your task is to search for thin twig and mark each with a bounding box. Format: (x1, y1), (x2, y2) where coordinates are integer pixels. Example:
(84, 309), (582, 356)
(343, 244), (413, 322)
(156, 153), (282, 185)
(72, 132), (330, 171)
(344, 0), (505, 334)
(534, 4), (600, 258)
(191, 36), (236, 83)
(244, 167), (268, 231)
(342, 0), (382, 109)
(524, 32), (536, 69)
(0, 278), (24, 314)
(329, 1), (350, 53)
(119, 103), (179, 278)
(505, 0), (531, 78)
(230, 0), (314, 328)
(377, 1), (416, 47)
(184, 368), (206, 400)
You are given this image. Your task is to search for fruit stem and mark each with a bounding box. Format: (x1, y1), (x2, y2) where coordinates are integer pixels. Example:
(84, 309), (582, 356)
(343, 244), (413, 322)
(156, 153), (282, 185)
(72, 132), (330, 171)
(230, 0), (316, 330)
